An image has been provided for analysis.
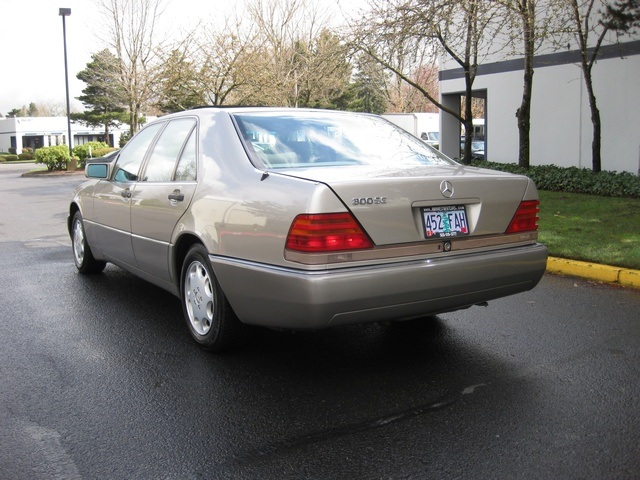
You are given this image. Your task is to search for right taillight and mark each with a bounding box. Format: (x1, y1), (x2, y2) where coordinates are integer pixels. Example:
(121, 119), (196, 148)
(506, 200), (540, 234)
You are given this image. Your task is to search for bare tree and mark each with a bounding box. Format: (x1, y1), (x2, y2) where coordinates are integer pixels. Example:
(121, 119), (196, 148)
(559, 0), (640, 172)
(346, 0), (440, 113)
(507, 1), (536, 168)
(97, 0), (167, 135)
(5, 102), (67, 117)
(497, 0), (561, 168)
(36, 102), (68, 117)
(394, 63), (440, 113)
(192, 16), (261, 106)
(155, 0), (350, 109)
(246, 0), (346, 107)
(349, 0), (505, 162)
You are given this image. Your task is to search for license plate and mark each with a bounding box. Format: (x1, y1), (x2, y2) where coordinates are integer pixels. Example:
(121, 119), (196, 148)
(422, 206), (469, 238)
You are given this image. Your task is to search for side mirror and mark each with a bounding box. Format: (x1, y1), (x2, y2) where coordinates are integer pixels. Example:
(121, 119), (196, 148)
(86, 163), (109, 179)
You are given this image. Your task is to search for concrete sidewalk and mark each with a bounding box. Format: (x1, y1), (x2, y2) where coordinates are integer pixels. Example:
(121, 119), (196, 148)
(547, 257), (640, 289)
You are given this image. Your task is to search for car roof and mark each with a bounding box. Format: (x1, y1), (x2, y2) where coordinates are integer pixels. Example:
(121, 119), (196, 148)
(158, 106), (379, 120)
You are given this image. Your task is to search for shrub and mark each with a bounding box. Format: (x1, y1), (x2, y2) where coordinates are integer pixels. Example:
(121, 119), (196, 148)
(8, 147), (16, 154)
(470, 160), (640, 198)
(4, 155), (19, 161)
(22, 147), (33, 154)
(73, 141), (110, 162)
(34, 145), (70, 171)
(18, 152), (34, 160)
(91, 147), (118, 158)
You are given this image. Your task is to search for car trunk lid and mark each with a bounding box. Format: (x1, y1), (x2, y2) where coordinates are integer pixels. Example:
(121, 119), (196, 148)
(276, 164), (532, 246)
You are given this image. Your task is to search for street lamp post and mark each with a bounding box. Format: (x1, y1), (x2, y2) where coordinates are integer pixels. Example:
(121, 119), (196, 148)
(59, 8), (72, 157)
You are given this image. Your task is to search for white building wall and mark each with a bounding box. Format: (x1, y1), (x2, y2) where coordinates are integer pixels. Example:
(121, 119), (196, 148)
(0, 116), (127, 153)
(529, 64), (583, 169)
(593, 55), (640, 173)
(438, 0), (640, 174)
(440, 49), (640, 174)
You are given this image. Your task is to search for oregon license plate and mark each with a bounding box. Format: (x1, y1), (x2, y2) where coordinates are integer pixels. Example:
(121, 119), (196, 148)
(422, 206), (469, 238)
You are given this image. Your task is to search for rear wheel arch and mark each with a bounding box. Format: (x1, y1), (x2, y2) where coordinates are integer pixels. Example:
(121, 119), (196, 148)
(172, 233), (204, 287)
(179, 243), (242, 351)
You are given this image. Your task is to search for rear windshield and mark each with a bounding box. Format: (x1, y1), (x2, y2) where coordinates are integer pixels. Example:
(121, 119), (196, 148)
(232, 111), (455, 169)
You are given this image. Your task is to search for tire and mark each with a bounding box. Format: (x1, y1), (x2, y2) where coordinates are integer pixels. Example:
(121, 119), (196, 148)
(71, 211), (106, 274)
(180, 244), (241, 351)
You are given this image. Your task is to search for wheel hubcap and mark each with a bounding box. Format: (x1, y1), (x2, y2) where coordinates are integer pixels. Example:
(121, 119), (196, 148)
(73, 220), (85, 265)
(184, 260), (214, 336)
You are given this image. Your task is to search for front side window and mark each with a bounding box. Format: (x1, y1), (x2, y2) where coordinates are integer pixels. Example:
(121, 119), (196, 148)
(233, 111), (456, 169)
(143, 119), (197, 182)
(113, 123), (164, 182)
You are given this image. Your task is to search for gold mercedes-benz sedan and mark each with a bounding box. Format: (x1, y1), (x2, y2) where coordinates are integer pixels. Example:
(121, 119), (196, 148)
(68, 107), (547, 351)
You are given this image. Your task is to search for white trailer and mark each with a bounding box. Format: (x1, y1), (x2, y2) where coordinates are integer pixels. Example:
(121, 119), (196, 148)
(382, 113), (440, 149)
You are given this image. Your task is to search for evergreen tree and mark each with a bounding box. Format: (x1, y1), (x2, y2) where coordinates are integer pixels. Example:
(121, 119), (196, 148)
(156, 49), (204, 113)
(341, 54), (388, 114)
(604, 0), (640, 32)
(27, 103), (39, 117)
(72, 49), (128, 147)
(6, 108), (25, 118)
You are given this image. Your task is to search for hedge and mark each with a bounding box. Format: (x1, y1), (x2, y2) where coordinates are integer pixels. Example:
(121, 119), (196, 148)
(90, 147), (119, 158)
(469, 160), (640, 198)
(72, 141), (111, 167)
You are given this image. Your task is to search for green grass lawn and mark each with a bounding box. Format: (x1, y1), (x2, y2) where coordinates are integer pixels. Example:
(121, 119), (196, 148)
(538, 190), (640, 270)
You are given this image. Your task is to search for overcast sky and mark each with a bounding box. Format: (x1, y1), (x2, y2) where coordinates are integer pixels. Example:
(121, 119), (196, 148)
(0, 0), (358, 117)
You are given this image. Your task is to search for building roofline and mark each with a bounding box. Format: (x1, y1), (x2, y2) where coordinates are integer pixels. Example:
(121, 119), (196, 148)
(440, 39), (640, 81)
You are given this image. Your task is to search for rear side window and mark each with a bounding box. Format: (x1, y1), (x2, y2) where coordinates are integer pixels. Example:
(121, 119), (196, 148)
(174, 129), (197, 181)
(143, 119), (197, 182)
(113, 122), (164, 182)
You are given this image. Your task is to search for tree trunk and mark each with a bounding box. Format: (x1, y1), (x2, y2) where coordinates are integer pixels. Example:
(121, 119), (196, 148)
(570, 0), (605, 173)
(518, 0), (535, 169)
(462, 116), (474, 164)
(462, 71), (475, 164)
(583, 69), (602, 173)
(517, 64), (533, 169)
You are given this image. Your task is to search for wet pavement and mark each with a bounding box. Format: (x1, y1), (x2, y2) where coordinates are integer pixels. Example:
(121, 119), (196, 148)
(1, 163), (639, 479)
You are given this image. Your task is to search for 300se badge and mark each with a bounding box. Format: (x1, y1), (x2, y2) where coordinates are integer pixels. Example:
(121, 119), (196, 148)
(422, 205), (469, 238)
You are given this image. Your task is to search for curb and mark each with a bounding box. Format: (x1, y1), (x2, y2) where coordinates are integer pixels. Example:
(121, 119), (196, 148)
(546, 257), (640, 289)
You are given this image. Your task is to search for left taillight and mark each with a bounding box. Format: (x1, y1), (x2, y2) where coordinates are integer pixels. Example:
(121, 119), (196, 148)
(286, 213), (374, 253)
(506, 200), (540, 234)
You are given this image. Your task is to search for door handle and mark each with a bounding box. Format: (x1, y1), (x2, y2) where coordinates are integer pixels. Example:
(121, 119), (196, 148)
(168, 190), (185, 202)
(121, 188), (132, 199)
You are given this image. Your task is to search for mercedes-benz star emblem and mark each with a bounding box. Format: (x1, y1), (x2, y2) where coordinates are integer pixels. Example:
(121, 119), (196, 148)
(440, 180), (454, 198)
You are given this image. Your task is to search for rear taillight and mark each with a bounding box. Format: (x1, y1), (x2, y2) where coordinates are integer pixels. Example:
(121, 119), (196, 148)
(506, 200), (540, 234)
(286, 213), (374, 252)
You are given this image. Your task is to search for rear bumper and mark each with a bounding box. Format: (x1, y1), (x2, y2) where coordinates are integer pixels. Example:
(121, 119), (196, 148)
(211, 243), (548, 329)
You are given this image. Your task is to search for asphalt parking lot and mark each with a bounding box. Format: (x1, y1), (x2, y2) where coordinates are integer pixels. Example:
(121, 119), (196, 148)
(0, 162), (638, 479)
